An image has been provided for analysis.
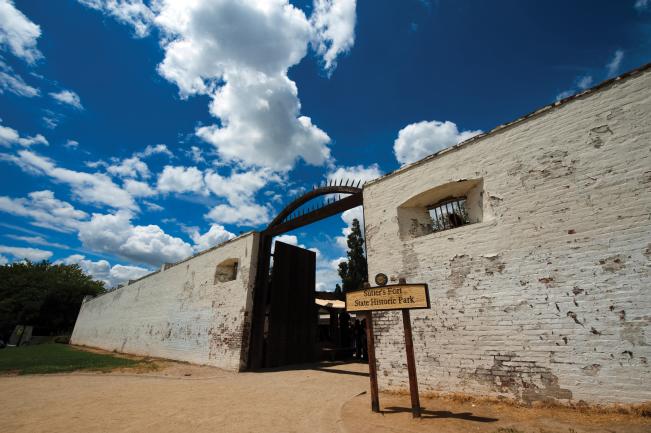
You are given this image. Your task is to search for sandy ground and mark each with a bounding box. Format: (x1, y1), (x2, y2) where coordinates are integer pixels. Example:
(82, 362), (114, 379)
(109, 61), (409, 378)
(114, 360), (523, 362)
(342, 393), (651, 433)
(1, 356), (649, 433)
(0, 360), (368, 433)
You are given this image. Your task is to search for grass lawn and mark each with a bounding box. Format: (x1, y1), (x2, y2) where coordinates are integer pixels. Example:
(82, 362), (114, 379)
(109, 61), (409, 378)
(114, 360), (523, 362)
(0, 343), (143, 375)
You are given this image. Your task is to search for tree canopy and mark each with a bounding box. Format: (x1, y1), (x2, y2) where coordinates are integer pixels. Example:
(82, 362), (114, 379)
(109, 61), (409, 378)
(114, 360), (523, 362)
(0, 261), (105, 340)
(338, 218), (368, 292)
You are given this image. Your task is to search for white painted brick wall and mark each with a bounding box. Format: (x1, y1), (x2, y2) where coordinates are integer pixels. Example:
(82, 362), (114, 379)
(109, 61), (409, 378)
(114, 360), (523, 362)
(363, 69), (651, 404)
(71, 232), (259, 371)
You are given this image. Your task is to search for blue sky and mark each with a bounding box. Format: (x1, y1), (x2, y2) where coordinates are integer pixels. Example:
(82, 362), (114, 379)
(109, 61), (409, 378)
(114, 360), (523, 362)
(0, 0), (649, 289)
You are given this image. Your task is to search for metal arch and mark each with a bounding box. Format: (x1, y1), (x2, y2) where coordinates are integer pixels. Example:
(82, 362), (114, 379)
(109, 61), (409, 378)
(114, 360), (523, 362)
(265, 185), (362, 232)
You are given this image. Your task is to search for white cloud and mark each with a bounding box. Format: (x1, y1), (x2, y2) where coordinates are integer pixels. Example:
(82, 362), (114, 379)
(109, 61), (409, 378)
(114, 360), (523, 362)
(157, 165), (205, 194)
(336, 205), (363, 250)
(576, 75), (593, 90)
(635, 0), (649, 11)
(186, 145), (205, 164)
(77, 0), (155, 38)
(0, 0), (42, 63)
(0, 120), (48, 147)
(64, 139), (79, 148)
(393, 120), (482, 165)
(0, 245), (52, 261)
(56, 254), (151, 288)
(107, 156), (150, 178)
(123, 178), (156, 197)
(136, 143), (173, 158)
(606, 49), (624, 77)
(203, 167), (281, 226)
(195, 72), (331, 171)
(0, 60), (39, 97)
(153, 0), (350, 171)
(0, 254), (7, 265)
(0, 190), (88, 232)
(7, 150), (137, 210)
(204, 168), (279, 204)
(189, 223), (235, 252)
(49, 90), (84, 109)
(311, 0), (356, 72)
(206, 201), (271, 226)
(4, 234), (68, 249)
(78, 210), (194, 266)
(326, 163), (382, 186)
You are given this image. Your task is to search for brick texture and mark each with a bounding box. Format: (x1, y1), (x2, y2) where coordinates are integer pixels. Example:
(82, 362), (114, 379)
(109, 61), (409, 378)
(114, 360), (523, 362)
(363, 69), (651, 404)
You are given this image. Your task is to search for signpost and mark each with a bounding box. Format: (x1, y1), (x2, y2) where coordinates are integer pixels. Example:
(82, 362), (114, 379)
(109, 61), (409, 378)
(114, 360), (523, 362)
(345, 279), (430, 418)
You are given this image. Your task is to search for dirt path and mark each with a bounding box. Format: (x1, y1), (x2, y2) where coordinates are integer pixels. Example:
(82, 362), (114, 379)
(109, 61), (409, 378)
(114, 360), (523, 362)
(1, 360), (649, 433)
(0, 361), (368, 433)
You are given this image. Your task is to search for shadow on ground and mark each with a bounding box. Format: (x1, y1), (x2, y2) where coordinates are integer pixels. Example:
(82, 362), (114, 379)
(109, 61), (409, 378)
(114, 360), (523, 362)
(383, 406), (498, 422)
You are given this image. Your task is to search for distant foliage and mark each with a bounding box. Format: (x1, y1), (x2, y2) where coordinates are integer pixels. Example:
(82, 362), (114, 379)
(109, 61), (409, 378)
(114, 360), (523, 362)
(0, 261), (105, 340)
(338, 218), (368, 292)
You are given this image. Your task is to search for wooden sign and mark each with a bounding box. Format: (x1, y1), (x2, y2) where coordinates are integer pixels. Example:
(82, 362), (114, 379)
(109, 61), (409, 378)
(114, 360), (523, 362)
(345, 283), (430, 312)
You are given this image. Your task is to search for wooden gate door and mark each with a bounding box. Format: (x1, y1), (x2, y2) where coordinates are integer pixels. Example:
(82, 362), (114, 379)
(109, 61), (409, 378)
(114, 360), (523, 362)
(266, 241), (317, 367)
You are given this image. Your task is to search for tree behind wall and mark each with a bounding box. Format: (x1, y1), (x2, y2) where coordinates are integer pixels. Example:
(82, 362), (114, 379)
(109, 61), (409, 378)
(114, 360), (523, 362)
(0, 261), (105, 340)
(338, 218), (368, 292)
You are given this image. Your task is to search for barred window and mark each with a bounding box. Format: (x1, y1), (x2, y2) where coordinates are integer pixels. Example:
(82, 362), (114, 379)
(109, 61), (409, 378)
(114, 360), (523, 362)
(427, 197), (471, 232)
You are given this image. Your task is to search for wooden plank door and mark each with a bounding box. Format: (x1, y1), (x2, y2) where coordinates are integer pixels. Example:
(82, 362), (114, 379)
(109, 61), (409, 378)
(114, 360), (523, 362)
(266, 241), (317, 367)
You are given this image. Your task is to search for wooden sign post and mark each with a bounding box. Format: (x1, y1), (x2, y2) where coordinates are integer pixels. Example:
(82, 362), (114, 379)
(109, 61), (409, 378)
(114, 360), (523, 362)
(346, 279), (430, 418)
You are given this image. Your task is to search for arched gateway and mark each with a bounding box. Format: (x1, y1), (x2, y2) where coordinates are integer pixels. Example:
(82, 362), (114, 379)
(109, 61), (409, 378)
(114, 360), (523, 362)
(248, 183), (364, 369)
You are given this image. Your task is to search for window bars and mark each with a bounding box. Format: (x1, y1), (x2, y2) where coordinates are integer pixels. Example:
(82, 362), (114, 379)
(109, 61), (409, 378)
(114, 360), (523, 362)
(427, 197), (470, 233)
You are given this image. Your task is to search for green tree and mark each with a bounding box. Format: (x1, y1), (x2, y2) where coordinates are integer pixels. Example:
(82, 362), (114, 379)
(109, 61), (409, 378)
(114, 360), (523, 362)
(338, 218), (368, 292)
(0, 261), (105, 340)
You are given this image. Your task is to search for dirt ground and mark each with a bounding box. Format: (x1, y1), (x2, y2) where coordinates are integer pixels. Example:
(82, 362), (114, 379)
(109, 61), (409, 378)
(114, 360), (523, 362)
(0, 355), (649, 433)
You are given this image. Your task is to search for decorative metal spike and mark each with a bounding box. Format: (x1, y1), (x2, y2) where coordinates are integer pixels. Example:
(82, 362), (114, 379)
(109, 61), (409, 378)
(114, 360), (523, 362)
(356, 179), (361, 188)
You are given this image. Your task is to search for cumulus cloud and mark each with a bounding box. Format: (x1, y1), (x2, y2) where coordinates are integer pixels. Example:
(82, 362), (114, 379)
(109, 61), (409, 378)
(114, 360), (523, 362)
(56, 254), (151, 288)
(189, 223), (235, 252)
(203, 167), (280, 226)
(107, 156), (150, 178)
(123, 178), (156, 197)
(0, 190), (88, 232)
(393, 120), (481, 165)
(0, 0), (42, 63)
(326, 163), (382, 186)
(77, 210), (194, 266)
(0, 245), (52, 261)
(0, 121), (47, 147)
(153, 0), (356, 171)
(6, 150), (137, 209)
(64, 139), (80, 149)
(77, 0), (155, 38)
(635, 0), (649, 11)
(157, 165), (204, 194)
(195, 70), (331, 170)
(311, 0), (356, 72)
(206, 201), (272, 226)
(49, 90), (84, 109)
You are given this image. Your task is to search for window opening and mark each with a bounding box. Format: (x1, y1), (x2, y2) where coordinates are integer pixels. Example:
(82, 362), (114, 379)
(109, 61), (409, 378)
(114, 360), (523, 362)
(428, 197), (470, 232)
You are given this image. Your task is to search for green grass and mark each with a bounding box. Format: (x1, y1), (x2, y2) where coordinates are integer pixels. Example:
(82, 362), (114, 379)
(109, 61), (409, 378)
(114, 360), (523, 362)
(0, 343), (142, 375)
